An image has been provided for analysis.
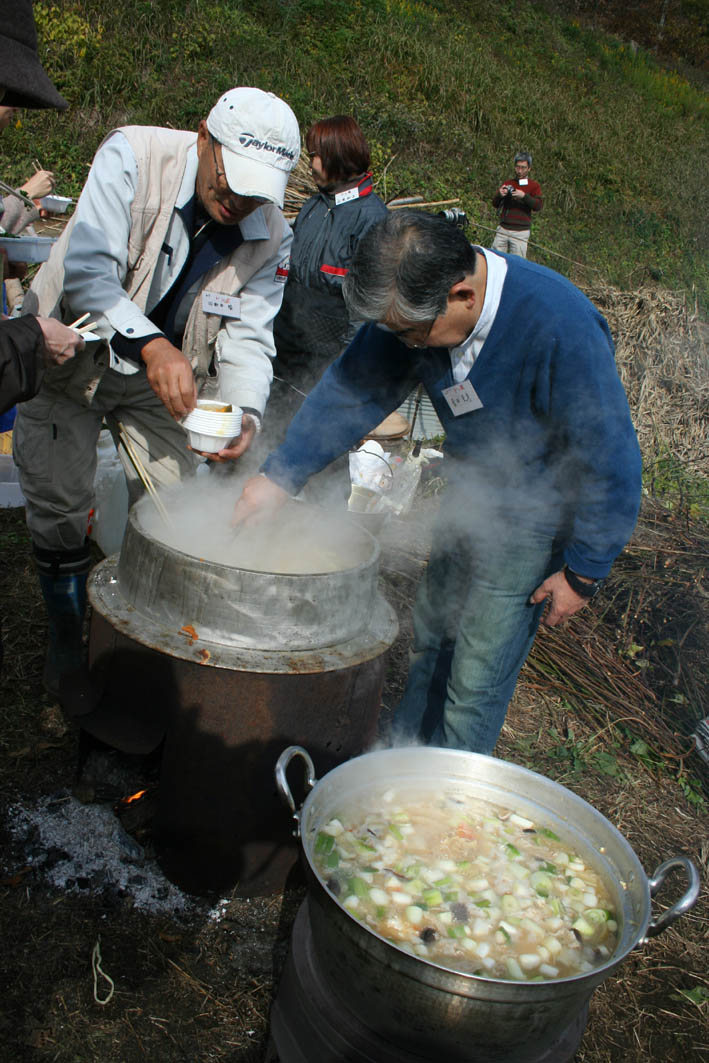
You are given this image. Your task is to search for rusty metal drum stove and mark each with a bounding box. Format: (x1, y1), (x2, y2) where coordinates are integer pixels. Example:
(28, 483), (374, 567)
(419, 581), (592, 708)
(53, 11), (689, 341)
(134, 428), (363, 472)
(83, 495), (398, 894)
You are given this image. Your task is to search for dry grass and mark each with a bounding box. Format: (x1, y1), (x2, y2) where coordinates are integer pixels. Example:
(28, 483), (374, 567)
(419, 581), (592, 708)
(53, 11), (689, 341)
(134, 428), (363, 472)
(581, 281), (709, 474)
(523, 499), (709, 768)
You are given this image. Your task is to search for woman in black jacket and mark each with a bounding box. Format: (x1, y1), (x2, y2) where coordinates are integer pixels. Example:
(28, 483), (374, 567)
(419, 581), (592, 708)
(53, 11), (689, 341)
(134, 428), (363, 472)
(264, 117), (388, 503)
(272, 116), (387, 405)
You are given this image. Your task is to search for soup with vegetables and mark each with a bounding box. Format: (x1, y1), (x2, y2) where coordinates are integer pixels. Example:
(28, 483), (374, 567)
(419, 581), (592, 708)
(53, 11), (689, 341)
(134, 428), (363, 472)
(312, 787), (619, 982)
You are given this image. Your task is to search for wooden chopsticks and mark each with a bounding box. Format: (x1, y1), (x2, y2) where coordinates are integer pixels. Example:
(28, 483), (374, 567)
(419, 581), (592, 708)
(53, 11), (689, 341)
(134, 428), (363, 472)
(67, 313), (98, 336)
(117, 421), (173, 527)
(67, 313), (90, 328)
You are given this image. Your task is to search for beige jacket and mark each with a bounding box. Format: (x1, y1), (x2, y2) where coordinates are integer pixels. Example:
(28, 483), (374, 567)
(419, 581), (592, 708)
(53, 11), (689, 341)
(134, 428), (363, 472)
(24, 126), (291, 408)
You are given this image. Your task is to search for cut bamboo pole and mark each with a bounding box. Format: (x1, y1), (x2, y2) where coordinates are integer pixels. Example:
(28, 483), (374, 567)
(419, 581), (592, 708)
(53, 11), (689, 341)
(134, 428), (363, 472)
(117, 422), (173, 527)
(386, 195), (423, 207)
(388, 197), (461, 210)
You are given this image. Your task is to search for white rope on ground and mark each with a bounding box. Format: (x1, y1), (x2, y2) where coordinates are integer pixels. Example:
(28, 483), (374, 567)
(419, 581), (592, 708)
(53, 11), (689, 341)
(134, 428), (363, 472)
(473, 218), (602, 274)
(92, 937), (115, 1005)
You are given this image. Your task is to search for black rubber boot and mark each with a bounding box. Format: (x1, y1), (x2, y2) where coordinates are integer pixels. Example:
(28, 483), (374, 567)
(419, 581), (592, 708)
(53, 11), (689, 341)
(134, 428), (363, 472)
(34, 542), (91, 696)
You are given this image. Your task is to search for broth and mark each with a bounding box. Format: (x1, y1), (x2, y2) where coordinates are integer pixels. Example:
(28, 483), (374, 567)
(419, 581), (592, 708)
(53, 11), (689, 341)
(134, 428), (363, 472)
(140, 482), (369, 574)
(312, 786), (619, 982)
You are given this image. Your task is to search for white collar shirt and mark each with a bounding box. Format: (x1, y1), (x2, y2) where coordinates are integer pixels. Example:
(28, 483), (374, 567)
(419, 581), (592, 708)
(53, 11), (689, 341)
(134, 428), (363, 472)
(449, 247), (507, 382)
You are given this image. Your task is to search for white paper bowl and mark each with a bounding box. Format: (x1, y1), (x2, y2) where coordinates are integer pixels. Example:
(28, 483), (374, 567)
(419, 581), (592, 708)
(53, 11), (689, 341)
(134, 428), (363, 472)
(186, 428), (239, 453)
(182, 401), (242, 437)
(184, 411), (241, 430)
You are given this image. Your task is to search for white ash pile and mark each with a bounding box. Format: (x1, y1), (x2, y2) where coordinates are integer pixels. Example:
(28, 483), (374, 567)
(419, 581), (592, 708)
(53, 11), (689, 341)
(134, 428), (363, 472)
(3, 745), (196, 915)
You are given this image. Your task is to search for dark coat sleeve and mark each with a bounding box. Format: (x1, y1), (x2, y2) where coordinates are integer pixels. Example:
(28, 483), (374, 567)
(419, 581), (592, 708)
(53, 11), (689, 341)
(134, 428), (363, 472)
(262, 323), (419, 493)
(0, 316), (45, 415)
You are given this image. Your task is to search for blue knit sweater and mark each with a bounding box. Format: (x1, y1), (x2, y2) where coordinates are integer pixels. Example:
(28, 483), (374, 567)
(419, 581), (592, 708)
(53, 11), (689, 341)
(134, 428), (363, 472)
(262, 254), (642, 579)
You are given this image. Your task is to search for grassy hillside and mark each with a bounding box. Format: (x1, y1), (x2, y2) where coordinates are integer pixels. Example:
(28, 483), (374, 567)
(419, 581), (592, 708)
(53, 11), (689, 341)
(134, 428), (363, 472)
(1, 0), (707, 304)
(536, 0), (709, 76)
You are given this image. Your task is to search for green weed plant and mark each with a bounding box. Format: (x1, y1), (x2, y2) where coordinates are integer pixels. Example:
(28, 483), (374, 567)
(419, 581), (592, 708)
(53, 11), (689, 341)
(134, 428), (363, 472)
(539, 722), (705, 811)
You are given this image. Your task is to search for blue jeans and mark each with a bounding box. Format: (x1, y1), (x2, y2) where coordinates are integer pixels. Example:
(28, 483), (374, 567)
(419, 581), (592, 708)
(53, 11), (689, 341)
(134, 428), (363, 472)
(392, 514), (559, 755)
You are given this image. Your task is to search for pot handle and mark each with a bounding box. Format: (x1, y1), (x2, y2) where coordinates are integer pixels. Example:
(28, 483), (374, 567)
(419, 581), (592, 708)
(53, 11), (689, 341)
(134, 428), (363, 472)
(643, 856), (700, 940)
(275, 745), (317, 838)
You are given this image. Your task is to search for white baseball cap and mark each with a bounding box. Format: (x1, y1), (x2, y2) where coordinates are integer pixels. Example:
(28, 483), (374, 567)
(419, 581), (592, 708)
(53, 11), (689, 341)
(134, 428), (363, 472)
(206, 88), (300, 208)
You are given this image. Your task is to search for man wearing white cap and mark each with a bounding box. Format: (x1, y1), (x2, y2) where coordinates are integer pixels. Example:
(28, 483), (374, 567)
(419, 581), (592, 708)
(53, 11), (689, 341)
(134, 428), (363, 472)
(15, 87), (300, 693)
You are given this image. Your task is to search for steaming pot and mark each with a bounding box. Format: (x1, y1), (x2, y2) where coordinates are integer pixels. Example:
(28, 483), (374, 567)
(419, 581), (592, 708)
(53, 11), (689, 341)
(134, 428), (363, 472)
(115, 494), (386, 650)
(275, 745), (699, 1062)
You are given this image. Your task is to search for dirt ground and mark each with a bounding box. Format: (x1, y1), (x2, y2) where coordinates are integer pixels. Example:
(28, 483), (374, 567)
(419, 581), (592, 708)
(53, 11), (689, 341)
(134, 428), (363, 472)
(0, 496), (707, 1063)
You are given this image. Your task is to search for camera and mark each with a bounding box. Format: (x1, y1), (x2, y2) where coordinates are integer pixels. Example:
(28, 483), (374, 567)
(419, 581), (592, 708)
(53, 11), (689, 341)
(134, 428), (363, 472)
(437, 208), (468, 229)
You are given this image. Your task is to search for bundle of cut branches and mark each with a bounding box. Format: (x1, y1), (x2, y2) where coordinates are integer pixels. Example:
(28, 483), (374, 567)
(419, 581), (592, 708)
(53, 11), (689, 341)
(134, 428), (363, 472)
(283, 153), (460, 219)
(523, 499), (708, 769)
(283, 154), (317, 219)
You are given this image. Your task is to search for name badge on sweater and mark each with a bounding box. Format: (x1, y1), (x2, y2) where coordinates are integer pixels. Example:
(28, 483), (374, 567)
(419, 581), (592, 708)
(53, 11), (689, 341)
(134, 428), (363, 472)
(442, 380), (483, 416)
(518, 178), (528, 186)
(202, 291), (241, 318)
(335, 187), (359, 206)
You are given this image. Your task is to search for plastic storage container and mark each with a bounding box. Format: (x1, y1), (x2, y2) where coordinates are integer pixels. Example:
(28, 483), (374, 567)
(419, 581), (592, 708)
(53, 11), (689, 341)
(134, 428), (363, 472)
(0, 453), (25, 508)
(0, 235), (56, 263)
(39, 194), (73, 213)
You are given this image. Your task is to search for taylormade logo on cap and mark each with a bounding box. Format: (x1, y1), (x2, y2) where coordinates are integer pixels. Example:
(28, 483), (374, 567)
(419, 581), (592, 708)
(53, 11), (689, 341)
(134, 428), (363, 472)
(237, 132), (297, 161)
(206, 87), (300, 207)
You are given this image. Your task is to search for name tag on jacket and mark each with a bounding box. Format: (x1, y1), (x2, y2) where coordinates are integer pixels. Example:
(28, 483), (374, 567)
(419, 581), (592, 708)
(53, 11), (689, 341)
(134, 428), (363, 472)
(335, 187), (359, 205)
(202, 291), (241, 318)
(441, 380), (483, 416)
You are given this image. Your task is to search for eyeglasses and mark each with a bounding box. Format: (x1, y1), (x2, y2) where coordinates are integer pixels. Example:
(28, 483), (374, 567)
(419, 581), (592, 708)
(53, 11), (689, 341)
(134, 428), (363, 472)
(380, 319), (435, 349)
(210, 134), (227, 184)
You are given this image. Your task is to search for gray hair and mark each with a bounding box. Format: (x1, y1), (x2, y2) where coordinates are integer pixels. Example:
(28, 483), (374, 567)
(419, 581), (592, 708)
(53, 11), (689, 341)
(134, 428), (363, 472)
(342, 210), (477, 325)
(514, 151), (532, 167)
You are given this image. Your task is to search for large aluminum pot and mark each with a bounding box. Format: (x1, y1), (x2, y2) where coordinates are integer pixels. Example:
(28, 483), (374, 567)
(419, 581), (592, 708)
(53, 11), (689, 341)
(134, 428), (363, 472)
(276, 746), (699, 1063)
(117, 494), (382, 651)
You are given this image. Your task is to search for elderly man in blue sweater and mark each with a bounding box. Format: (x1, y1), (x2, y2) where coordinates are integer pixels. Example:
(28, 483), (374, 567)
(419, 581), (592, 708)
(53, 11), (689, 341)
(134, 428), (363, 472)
(234, 211), (642, 756)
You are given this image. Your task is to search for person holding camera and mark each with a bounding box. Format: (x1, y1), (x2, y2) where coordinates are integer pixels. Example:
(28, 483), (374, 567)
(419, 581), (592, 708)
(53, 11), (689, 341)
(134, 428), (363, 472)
(491, 151), (542, 258)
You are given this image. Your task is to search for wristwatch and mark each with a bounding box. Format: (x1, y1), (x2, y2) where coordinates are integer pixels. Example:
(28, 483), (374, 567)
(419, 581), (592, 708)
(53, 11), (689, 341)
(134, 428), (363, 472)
(241, 408), (262, 435)
(563, 566), (604, 599)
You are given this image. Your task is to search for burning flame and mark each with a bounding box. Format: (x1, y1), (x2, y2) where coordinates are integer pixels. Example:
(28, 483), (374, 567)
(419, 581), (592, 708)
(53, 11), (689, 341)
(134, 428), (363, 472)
(121, 789), (147, 806)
